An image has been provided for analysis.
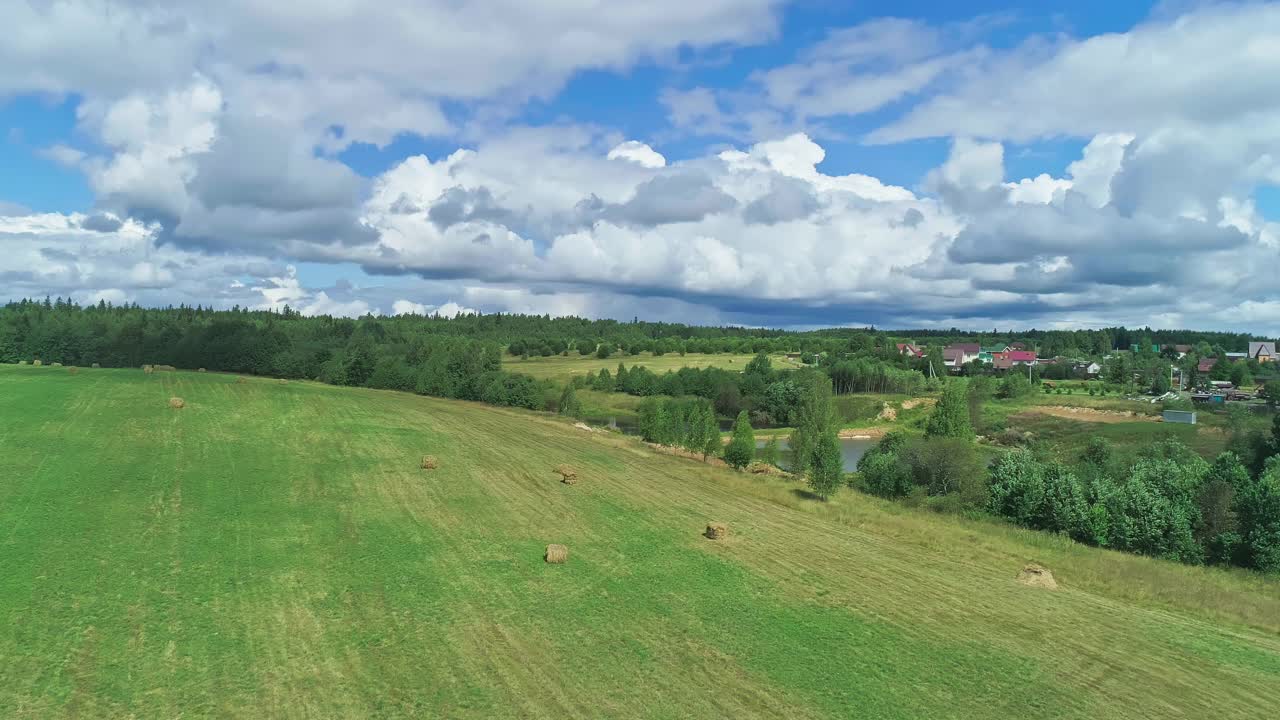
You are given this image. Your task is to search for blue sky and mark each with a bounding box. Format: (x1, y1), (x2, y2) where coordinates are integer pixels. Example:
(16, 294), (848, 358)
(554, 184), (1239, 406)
(3, 1), (1280, 332)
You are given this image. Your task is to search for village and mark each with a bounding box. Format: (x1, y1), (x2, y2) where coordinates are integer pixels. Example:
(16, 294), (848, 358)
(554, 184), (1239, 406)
(895, 339), (1279, 404)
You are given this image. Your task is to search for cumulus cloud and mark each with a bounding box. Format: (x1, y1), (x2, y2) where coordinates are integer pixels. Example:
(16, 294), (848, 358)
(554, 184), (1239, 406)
(391, 299), (476, 317)
(607, 141), (666, 168)
(871, 3), (1280, 143)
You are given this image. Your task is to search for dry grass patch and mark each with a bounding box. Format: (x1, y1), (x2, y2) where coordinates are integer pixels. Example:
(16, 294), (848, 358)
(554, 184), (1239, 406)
(420, 455), (439, 470)
(168, 397), (186, 409)
(555, 464), (578, 484)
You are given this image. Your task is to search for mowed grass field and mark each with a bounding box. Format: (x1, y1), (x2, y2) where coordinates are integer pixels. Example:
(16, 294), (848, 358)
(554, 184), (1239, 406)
(2, 366), (1280, 718)
(504, 351), (805, 384)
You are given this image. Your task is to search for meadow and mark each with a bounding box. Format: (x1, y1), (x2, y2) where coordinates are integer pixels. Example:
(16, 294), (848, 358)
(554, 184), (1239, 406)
(504, 351), (805, 384)
(1, 365), (1278, 718)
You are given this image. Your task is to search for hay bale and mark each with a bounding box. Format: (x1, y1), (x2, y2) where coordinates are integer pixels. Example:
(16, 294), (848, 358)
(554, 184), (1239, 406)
(544, 544), (568, 564)
(50, 362), (63, 367)
(555, 464), (578, 484)
(235, 377), (247, 384)
(168, 397), (186, 409)
(747, 462), (773, 475)
(705, 522), (728, 540)
(67, 366), (79, 375)
(91, 363), (100, 369)
(197, 367), (207, 373)
(32, 359), (42, 366)
(277, 379), (288, 385)
(1016, 564), (1058, 590)
(421, 455), (439, 470)
(143, 364), (154, 374)
(18, 360), (27, 365)
(154, 364), (176, 372)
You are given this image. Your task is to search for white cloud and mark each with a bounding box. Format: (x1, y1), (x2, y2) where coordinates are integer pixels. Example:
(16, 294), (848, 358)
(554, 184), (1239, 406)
(391, 299), (475, 317)
(608, 141), (667, 168)
(37, 144), (87, 168)
(872, 3), (1280, 143)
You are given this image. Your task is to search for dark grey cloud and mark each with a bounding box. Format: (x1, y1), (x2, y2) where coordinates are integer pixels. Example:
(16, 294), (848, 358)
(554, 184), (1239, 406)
(603, 171), (738, 226)
(946, 199), (1247, 266)
(80, 213), (123, 232)
(428, 186), (523, 229)
(742, 176), (820, 225)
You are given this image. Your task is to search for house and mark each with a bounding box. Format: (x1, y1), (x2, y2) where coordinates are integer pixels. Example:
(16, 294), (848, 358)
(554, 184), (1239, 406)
(895, 343), (924, 358)
(1226, 352), (1247, 361)
(1249, 341), (1276, 362)
(1173, 344), (1192, 358)
(944, 343), (981, 366)
(942, 347), (965, 371)
(1080, 362), (1101, 376)
(1198, 357), (1218, 373)
(1008, 350), (1037, 365)
(992, 357), (1013, 371)
(979, 345), (1006, 364)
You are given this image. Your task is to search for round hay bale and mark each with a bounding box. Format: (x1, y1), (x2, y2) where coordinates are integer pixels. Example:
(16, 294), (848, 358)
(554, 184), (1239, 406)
(168, 397), (186, 409)
(235, 377), (247, 384)
(155, 364), (176, 372)
(18, 360), (27, 365)
(1016, 564), (1058, 590)
(705, 522), (728, 540)
(32, 359), (42, 366)
(67, 366), (79, 375)
(197, 367), (207, 373)
(91, 363), (100, 369)
(143, 364), (154, 374)
(544, 544), (568, 564)
(50, 362), (62, 367)
(555, 464), (578, 484)
(421, 455), (439, 470)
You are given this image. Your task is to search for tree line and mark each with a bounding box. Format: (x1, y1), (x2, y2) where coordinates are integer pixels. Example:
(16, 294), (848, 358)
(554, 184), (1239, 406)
(857, 378), (1280, 574)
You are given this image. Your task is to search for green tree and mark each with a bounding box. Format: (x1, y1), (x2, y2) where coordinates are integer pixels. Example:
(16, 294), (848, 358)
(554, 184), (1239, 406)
(558, 384), (582, 418)
(758, 435), (781, 468)
(745, 352), (773, 378)
(1151, 366), (1170, 394)
(788, 372), (836, 476)
(723, 411), (755, 470)
(1235, 457), (1280, 573)
(925, 379), (974, 440)
(859, 449), (912, 498)
(596, 343), (612, 359)
(807, 430), (844, 500)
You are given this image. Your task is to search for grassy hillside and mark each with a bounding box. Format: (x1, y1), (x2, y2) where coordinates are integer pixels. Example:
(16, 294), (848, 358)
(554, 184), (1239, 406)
(1, 366), (1278, 719)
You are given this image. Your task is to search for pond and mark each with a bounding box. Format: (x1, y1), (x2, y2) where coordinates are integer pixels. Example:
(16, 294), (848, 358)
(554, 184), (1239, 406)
(758, 435), (876, 473)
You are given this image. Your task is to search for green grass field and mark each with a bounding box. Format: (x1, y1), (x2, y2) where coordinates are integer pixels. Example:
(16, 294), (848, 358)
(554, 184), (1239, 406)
(2, 365), (1279, 718)
(504, 351), (805, 384)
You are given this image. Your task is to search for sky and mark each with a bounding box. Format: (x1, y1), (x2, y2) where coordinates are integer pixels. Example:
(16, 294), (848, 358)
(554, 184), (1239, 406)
(3, 0), (1280, 332)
